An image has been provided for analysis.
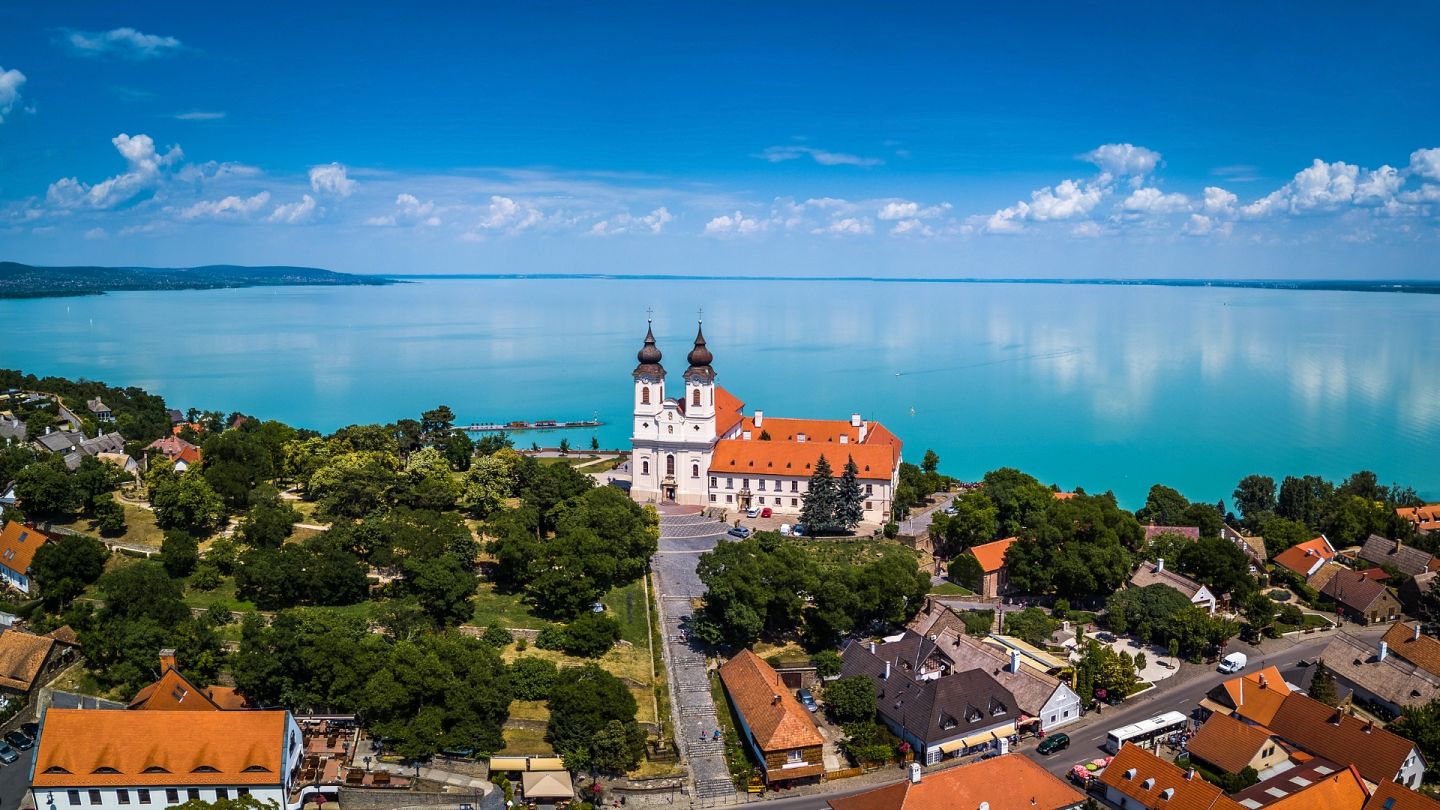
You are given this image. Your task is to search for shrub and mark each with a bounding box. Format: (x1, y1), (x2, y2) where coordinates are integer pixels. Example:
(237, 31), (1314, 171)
(190, 562), (223, 591)
(813, 649), (842, 678)
(825, 676), (877, 724)
(481, 623), (513, 648)
(535, 625), (566, 650)
(1053, 598), (1071, 620)
(883, 522), (899, 539)
(1278, 604), (1305, 625)
(510, 656), (559, 700)
(960, 610), (994, 637)
(561, 612), (622, 658)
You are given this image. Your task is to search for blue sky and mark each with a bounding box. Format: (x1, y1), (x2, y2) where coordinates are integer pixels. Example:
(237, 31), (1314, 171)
(2, 3), (1439, 277)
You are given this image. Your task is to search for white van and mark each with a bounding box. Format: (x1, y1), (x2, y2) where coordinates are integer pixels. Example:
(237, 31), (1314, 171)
(1218, 652), (1247, 674)
(779, 523), (792, 536)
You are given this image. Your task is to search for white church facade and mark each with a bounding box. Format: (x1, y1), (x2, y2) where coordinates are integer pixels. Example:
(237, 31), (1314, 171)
(629, 320), (902, 524)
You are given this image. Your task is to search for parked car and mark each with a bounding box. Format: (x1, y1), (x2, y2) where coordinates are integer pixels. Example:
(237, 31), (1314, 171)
(941, 505), (957, 515)
(797, 688), (818, 712)
(793, 523), (806, 536)
(746, 506), (761, 518)
(0, 744), (16, 764)
(19, 722), (38, 740)
(727, 526), (752, 538)
(760, 507), (772, 518)
(779, 523), (792, 535)
(1036, 733), (1070, 755)
(3, 730), (31, 750)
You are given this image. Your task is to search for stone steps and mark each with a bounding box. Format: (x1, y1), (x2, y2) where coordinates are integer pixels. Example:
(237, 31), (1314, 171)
(694, 778), (737, 799)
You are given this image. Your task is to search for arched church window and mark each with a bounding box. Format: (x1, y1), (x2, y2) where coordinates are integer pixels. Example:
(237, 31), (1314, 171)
(692, 388), (701, 407)
(692, 463), (699, 478)
(641, 460), (649, 475)
(641, 386), (650, 405)
(666, 455), (676, 475)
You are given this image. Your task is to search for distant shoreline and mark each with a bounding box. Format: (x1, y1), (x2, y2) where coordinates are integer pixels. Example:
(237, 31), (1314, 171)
(0, 261), (397, 300)
(387, 273), (1440, 294)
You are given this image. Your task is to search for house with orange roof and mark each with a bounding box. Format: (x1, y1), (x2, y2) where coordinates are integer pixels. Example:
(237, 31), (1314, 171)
(129, 649), (249, 711)
(1396, 504), (1440, 535)
(717, 649), (825, 786)
(0, 627), (78, 697)
(30, 708), (304, 810)
(1098, 743), (1244, 810)
(962, 537), (1017, 598)
(1364, 780), (1440, 810)
(1241, 761), (1370, 810)
(1185, 712), (1289, 777)
(1272, 536), (1337, 582)
(1201, 666), (1291, 724)
(0, 520), (50, 594)
(146, 435), (202, 472)
(1381, 622), (1440, 679)
(628, 320), (902, 524)
(828, 752), (1085, 810)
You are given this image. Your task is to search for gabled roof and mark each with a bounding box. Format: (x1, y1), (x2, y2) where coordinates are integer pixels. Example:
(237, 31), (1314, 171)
(32, 709), (290, 787)
(841, 640), (1018, 747)
(1396, 505), (1440, 534)
(1222, 523), (1267, 562)
(969, 537), (1017, 574)
(714, 386), (746, 437)
(128, 667), (247, 712)
(1320, 569), (1394, 613)
(1098, 743), (1243, 810)
(1365, 781), (1440, 810)
(1318, 635), (1440, 708)
(717, 649), (823, 752)
(1359, 535), (1435, 577)
(1308, 561), (1348, 591)
(1186, 711), (1277, 774)
(710, 437), (897, 481)
(1220, 666), (1291, 726)
(1264, 764), (1370, 810)
(0, 520), (51, 575)
(1144, 525), (1200, 541)
(0, 630), (62, 691)
(1129, 562), (1209, 601)
(1263, 692), (1421, 785)
(828, 753), (1084, 810)
(873, 629), (1067, 720)
(1382, 622), (1440, 678)
(1273, 537), (1336, 577)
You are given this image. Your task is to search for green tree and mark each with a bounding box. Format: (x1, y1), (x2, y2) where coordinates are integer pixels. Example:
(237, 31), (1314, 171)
(798, 454), (837, 534)
(1309, 660), (1339, 706)
(921, 449), (940, 475)
(1233, 475), (1277, 530)
(1178, 535), (1256, 600)
(405, 555), (477, 627)
(13, 458), (79, 517)
(461, 450), (520, 519)
(151, 473), (227, 534)
(813, 649), (842, 678)
(546, 664), (644, 773)
(1003, 607), (1058, 646)
(981, 467), (1055, 537)
(825, 675), (878, 724)
(835, 456), (865, 531)
(31, 533), (109, 609)
(948, 553), (985, 591)
(589, 436), (599, 452)
(1277, 475), (1334, 527)
(201, 430), (275, 508)
(420, 405), (456, 438)
(1136, 484), (1190, 527)
(510, 656), (559, 700)
(237, 488), (300, 548)
(437, 429), (475, 472)
(1003, 491), (1140, 599)
(1259, 516), (1313, 560)
(1390, 698), (1440, 780)
(307, 450), (401, 519)
(160, 530), (200, 578)
(1242, 591), (1279, 638)
(93, 494), (128, 536)
(559, 612), (622, 657)
(931, 490), (998, 557)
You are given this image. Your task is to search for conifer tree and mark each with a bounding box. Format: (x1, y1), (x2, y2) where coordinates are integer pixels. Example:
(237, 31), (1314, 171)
(836, 455), (864, 530)
(799, 454), (837, 535)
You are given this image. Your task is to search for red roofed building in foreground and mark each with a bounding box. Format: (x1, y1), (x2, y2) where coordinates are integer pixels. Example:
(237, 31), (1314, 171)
(829, 753), (1085, 810)
(718, 649), (825, 786)
(629, 320), (901, 522)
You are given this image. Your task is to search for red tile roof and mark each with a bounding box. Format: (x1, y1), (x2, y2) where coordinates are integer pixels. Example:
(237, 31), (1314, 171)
(718, 649), (823, 753)
(1397, 505), (1440, 534)
(1382, 622), (1440, 678)
(146, 435), (202, 465)
(714, 386), (746, 437)
(1366, 781), (1440, 810)
(969, 537), (1017, 574)
(1098, 743), (1242, 810)
(1266, 765), (1369, 810)
(129, 667), (248, 711)
(1186, 712), (1275, 774)
(0, 631), (63, 691)
(1273, 537), (1335, 577)
(0, 520), (50, 576)
(1263, 692), (1420, 785)
(710, 438), (897, 481)
(829, 753), (1084, 810)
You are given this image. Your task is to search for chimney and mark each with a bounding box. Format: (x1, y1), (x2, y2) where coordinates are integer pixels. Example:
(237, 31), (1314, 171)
(858, 423), (869, 443)
(754, 410), (764, 428)
(1416, 624), (1423, 642)
(1010, 649), (1022, 674)
(772, 694), (781, 705)
(158, 648), (177, 673)
(1186, 768), (1196, 781)
(851, 413), (862, 428)
(1156, 558), (1165, 573)
(797, 433), (806, 443)
(1365, 719), (1375, 734)
(1258, 674), (1268, 689)
(908, 762), (921, 784)
(840, 435), (848, 445)
(884, 661), (892, 680)
(742, 431), (752, 441)
(870, 640), (877, 654)
(1379, 641), (1389, 662)
(1331, 707), (1344, 726)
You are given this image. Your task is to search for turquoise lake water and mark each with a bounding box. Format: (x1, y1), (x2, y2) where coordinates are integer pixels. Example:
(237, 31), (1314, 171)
(3, 278), (1437, 507)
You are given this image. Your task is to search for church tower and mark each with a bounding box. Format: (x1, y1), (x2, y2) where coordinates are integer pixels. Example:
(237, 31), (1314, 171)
(683, 320), (717, 441)
(633, 318), (665, 425)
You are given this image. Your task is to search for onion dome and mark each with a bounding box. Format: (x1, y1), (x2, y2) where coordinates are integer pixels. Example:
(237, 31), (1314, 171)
(633, 320), (665, 379)
(684, 321), (716, 382)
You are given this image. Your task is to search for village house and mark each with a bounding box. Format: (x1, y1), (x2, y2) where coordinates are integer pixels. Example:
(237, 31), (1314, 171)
(96, 452), (140, 479)
(31, 429), (127, 471)
(31, 708), (305, 810)
(1200, 666), (1292, 723)
(0, 627), (78, 699)
(1322, 569), (1402, 625)
(1143, 525), (1199, 543)
(147, 435), (203, 471)
(1314, 634), (1440, 716)
(628, 321), (902, 524)
(1100, 742), (1371, 810)
(129, 649), (250, 711)
(1400, 572), (1438, 617)
(1184, 711), (1291, 778)
(0, 412), (25, 443)
(1236, 691), (1426, 788)
(0, 482), (16, 520)
(1381, 622), (1440, 678)
(828, 753), (1085, 810)
(1397, 504), (1440, 535)
(1359, 534), (1438, 577)
(841, 636), (1019, 765)
(1272, 536), (1337, 582)
(1221, 523), (1267, 569)
(1128, 558), (1217, 614)
(0, 520), (50, 594)
(716, 649), (824, 787)
(964, 536), (1016, 599)
(1366, 780), (1440, 810)
(87, 397), (113, 421)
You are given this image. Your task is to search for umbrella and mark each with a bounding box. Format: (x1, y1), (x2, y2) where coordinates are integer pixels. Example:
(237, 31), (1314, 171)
(1091, 758), (1108, 767)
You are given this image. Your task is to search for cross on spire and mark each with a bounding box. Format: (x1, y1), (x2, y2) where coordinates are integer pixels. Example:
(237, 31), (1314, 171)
(645, 306), (653, 323)
(697, 307), (703, 323)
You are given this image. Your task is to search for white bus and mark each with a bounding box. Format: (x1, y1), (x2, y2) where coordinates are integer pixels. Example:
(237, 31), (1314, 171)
(1104, 711), (1188, 754)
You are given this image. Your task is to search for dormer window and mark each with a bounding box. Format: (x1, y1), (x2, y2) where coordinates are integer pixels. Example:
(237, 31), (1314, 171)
(93, 767), (120, 774)
(192, 766), (219, 773)
(242, 765), (272, 772)
(43, 766), (71, 774)
(142, 767), (170, 774)
(1142, 778), (1155, 790)
(1160, 788), (1175, 800)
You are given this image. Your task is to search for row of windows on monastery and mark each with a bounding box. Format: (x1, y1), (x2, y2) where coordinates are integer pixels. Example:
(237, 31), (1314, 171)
(60, 786), (256, 806)
(637, 457), (874, 497)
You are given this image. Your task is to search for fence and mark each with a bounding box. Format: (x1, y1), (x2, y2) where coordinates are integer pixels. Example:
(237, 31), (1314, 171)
(823, 767), (863, 781)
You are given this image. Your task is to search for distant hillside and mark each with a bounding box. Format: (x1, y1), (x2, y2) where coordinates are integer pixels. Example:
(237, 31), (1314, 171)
(0, 262), (396, 299)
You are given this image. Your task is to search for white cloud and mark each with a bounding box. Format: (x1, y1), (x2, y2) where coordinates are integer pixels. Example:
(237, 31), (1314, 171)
(890, 219), (932, 236)
(176, 160), (262, 184)
(63, 28), (183, 59)
(1071, 222), (1104, 238)
(703, 210), (766, 236)
(1354, 166), (1403, 206)
(0, 67), (26, 124)
(1202, 187), (1238, 215)
(83, 227), (107, 240)
(1241, 159), (1364, 217)
(1122, 187), (1190, 214)
(46, 133), (184, 209)
(174, 191), (271, 221)
(309, 163), (357, 198)
(1409, 148), (1440, 181)
(366, 193), (441, 227)
(172, 111), (226, 121)
(268, 195), (317, 224)
(1183, 214), (1232, 237)
(473, 195), (543, 234)
(1082, 143), (1162, 176)
(812, 217), (873, 236)
(876, 199), (950, 221)
(589, 207), (672, 236)
(758, 145), (883, 167)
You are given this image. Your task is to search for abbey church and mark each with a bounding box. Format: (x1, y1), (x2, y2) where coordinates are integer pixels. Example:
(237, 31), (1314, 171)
(629, 320), (902, 523)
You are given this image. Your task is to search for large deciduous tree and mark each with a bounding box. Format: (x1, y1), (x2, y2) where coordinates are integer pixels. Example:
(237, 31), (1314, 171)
(546, 664), (644, 773)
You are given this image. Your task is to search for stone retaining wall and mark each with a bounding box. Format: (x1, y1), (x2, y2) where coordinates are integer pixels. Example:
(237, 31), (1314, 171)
(339, 785), (502, 810)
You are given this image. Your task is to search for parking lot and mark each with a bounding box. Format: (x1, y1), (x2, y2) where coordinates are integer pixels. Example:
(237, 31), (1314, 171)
(0, 744), (35, 810)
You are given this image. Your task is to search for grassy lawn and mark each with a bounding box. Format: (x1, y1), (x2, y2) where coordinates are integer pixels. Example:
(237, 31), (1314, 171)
(501, 646), (656, 725)
(602, 580), (650, 646)
(49, 665), (127, 702)
(1276, 613), (1333, 634)
(929, 581), (973, 596)
(791, 537), (922, 570)
(182, 575), (257, 613)
(471, 581), (553, 630)
(508, 700), (550, 722)
(497, 726), (554, 756)
(49, 494), (168, 549)
(535, 455), (600, 468)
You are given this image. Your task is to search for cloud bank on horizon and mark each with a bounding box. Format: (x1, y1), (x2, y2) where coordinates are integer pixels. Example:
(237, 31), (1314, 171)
(1, 6), (1439, 277)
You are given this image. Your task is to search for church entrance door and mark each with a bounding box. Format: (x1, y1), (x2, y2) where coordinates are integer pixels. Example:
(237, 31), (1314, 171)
(662, 485), (677, 502)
